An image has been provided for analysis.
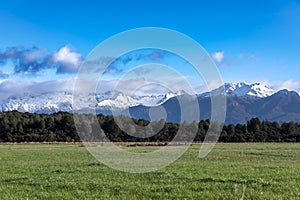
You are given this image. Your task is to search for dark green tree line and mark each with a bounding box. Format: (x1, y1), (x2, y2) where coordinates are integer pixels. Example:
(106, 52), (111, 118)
(0, 111), (299, 143)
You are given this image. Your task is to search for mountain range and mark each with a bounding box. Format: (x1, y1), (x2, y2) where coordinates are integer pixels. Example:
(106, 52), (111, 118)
(1, 82), (299, 124)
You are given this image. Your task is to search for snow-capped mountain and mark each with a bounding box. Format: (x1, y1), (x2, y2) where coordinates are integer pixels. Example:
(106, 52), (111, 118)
(199, 82), (275, 98)
(128, 88), (300, 124)
(0, 82), (285, 114)
(1, 92), (73, 113)
(95, 91), (182, 111)
(0, 90), (178, 114)
(224, 82), (275, 98)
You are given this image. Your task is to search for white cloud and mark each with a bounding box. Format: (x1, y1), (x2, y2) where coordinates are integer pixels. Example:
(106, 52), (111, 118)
(0, 78), (75, 101)
(0, 77), (198, 101)
(0, 45), (83, 74)
(271, 79), (300, 93)
(53, 46), (81, 65)
(24, 48), (45, 62)
(212, 51), (225, 63)
(53, 46), (82, 73)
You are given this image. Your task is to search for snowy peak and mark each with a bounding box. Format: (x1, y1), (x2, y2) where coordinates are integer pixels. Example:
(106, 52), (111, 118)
(224, 82), (275, 98)
(0, 82), (288, 114)
(1, 92), (74, 113)
(198, 82), (275, 98)
(97, 93), (134, 110)
(0, 90), (180, 114)
(97, 91), (178, 110)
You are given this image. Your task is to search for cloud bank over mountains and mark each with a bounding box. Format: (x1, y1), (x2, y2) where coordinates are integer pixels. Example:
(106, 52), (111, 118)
(0, 77), (299, 102)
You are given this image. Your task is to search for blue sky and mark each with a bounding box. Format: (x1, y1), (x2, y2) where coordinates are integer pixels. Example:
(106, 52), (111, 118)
(0, 0), (300, 96)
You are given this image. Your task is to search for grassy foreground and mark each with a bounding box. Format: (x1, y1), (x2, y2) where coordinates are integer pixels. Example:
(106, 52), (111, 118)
(0, 143), (299, 199)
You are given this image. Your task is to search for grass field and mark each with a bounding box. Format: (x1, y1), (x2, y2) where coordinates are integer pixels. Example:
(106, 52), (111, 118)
(0, 143), (299, 199)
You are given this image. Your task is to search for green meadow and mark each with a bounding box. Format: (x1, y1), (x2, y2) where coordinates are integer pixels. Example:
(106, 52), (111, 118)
(0, 143), (299, 199)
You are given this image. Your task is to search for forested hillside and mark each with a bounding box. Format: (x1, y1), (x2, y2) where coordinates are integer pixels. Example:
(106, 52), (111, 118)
(0, 111), (299, 143)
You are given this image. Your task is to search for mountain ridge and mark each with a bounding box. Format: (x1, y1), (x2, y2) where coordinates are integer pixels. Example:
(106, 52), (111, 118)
(0, 82), (299, 124)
